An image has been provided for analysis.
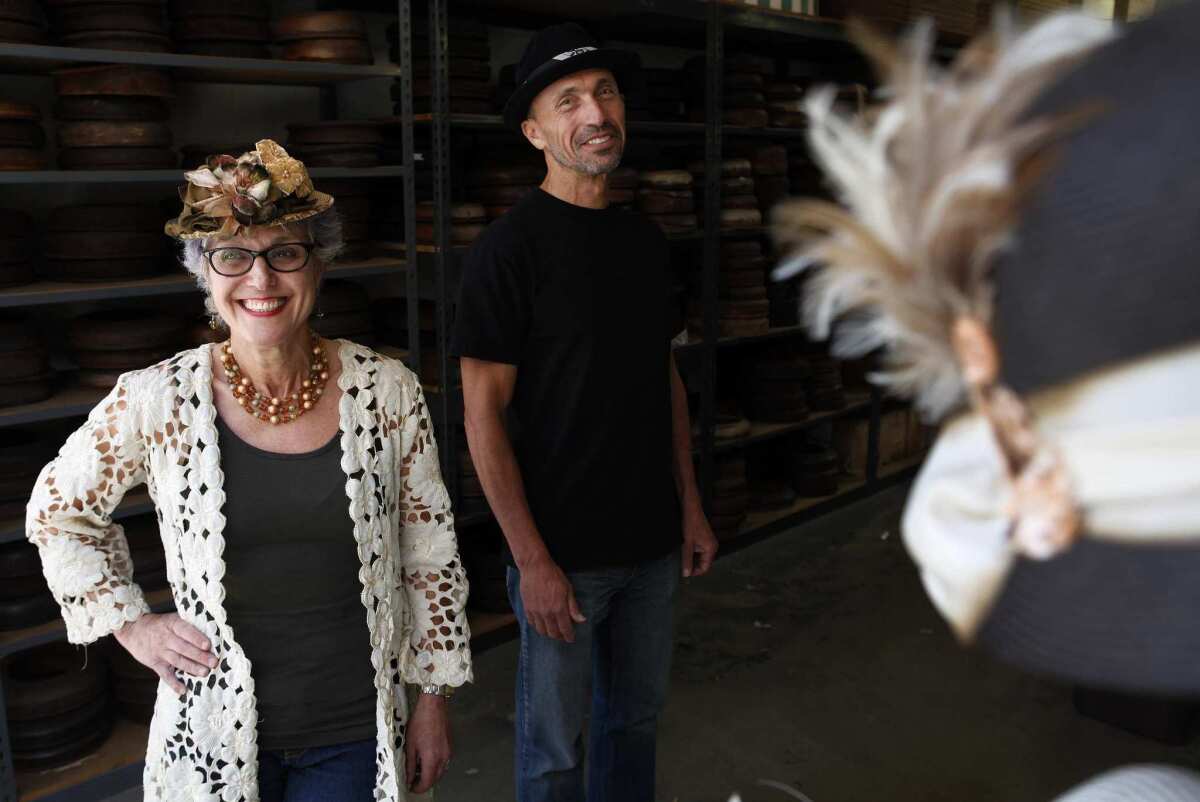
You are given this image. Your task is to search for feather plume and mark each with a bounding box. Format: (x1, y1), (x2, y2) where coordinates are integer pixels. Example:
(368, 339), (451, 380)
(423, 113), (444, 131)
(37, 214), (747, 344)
(771, 11), (1113, 421)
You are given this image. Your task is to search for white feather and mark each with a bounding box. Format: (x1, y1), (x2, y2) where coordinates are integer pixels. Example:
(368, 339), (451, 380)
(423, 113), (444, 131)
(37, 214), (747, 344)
(772, 12), (1113, 422)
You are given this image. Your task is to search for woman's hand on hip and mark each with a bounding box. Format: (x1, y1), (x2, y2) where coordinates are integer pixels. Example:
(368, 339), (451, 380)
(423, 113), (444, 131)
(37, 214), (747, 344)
(113, 612), (217, 695)
(406, 693), (453, 794)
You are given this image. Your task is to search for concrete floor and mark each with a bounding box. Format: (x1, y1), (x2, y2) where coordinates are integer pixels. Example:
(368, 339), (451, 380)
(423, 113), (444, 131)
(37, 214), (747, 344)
(108, 485), (1200, 801)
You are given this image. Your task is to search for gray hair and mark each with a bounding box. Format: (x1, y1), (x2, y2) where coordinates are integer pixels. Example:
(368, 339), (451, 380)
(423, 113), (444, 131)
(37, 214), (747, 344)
(179, 209), (345, 324)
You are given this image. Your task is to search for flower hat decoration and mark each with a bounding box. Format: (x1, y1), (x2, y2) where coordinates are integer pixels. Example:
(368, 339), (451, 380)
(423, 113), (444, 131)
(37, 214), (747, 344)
(164, 139), (334, 240)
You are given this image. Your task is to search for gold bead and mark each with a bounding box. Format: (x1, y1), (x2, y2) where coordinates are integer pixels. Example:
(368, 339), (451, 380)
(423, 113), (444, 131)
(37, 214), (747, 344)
(271, 397), (280, 406)
(267, 405), (278, 415)
(320, 371), (329, 380)
(240, 377), (251, 387)
(303, 400), (313, 410)
(312, 346), (321, 355)
(270, 415), (280, 425)
(301, 391), (311, 401)
(303, 379), (311, 389)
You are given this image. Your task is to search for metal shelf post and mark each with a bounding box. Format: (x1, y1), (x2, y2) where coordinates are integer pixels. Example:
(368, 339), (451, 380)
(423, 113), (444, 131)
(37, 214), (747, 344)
(430, 0), (459, 500)
(698, 0), (724, 511)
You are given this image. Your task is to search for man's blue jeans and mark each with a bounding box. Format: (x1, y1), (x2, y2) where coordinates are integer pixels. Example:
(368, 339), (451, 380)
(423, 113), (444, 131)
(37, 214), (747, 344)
(257, 738), (376, 802)
(508, 550), (681, 802)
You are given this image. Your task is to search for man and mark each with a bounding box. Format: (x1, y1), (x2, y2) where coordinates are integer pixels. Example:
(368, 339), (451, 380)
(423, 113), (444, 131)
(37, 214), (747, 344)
(452, 22), (719, 802)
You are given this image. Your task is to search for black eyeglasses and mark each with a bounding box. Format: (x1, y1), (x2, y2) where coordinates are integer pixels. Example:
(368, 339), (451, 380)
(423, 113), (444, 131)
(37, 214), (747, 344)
(204, 242), (316, 277)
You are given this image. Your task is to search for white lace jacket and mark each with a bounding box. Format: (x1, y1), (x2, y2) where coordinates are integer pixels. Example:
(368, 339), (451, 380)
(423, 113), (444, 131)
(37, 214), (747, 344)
(26, 340), (473, 802)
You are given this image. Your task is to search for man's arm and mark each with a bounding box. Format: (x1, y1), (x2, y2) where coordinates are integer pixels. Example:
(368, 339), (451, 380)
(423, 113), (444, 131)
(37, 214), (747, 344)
(669, 353), (718, 577)
(460, 356), (586, 643)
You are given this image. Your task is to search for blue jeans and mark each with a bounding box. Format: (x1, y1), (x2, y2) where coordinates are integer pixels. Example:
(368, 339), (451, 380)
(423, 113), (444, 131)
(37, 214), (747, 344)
(257, 738), (376, 802)
(508, 550), (681, 802)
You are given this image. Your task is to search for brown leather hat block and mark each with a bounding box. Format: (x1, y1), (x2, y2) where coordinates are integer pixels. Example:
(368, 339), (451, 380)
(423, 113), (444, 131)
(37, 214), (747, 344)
(413, 58), (491, 82)
(722, 239), (761, 259)
(648, 214), (698, 236)
(415, 222), (487, 246)
(59, 30), (170, 52)
(415, 201), (486, 224)
(637, 188), (693, 215)
(770, 110), (806, 128)
(467, 164), (545, 187)
(472, 184), (534, 206)
(172, 16), (269, 42)
(608, 188), (634, 206)
(0, 374), (53, 407)
(725, 53), (775, 76)
(286, 143), (379, 168)
(756, 175), (790, 212)
(4, 343), (48, 380)
(0, 119), (45, 149)
(414, 204), (487, 245)
(44, 210), (164, 280)
(58, 120), (170, 148)
(639, 170), (692, 190)
(793, 448), (840, 497)
(0, 260), (34, 287)
(0, 101), (45, 169)
(272, 11), (364, 40)
(58, 145), (175, 169)
(0, 19), (46, 44)
(178, 40), (270, 58)
(55, 4), (168, 36)
(407, 78), (494, 101)
(49, 204), (164, 235)
(54, 65), (173, 98)
(749, 479), (796, 512)
(178, 142), (251, 168)
(410, 96), (491, 115)
(54, 95), (168, 121)
(720, 208), (762, 230)
(169, 0), (269, 20)
(282, 38), (372, 66)
(287, 121), (383, 146)
(0, 147), (45, 170)
(737, 144), (786, 176)
(713, 412), (751, 442)
(607, 166), (638, 190)
(766, 82), (805, 100)
(719, 268), (765, 292)
(687, 158), (752, 178)
(69, 310), (183, 352)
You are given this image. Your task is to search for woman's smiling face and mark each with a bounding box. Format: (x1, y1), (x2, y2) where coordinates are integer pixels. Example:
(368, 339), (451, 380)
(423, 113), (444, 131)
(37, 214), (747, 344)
(206, 222), (321, 349)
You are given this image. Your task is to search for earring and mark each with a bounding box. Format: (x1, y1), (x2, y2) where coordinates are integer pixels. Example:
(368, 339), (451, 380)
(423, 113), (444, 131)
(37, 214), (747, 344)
(208, 313), (221, 330)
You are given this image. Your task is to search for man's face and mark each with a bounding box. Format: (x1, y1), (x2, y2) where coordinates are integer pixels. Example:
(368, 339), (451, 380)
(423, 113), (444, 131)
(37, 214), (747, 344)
(522, 68), (626, 177)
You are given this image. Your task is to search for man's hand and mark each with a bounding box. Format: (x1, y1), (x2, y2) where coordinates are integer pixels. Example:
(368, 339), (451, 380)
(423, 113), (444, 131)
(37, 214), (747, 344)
(682, 505), (718, 578)
(519, 553), (586, 642)
(406, 693), (453, 793)
(113, 612), (217, 696)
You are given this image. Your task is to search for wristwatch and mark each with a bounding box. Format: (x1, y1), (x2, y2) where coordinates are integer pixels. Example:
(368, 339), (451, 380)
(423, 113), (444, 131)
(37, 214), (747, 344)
(420, 683), (456, 699)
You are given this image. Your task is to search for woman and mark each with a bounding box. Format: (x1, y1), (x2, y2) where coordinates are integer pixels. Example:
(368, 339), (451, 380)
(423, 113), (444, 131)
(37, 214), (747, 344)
(26, 140), (471, 802)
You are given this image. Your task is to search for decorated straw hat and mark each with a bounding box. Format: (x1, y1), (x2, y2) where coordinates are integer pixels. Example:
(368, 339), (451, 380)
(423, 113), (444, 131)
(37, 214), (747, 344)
(165, 139), (333, 240)
(773, 2), (1200, 696)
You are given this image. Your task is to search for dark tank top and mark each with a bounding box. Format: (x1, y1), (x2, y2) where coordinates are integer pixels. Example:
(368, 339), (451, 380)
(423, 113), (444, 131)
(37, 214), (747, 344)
(216, 416), (376, 751)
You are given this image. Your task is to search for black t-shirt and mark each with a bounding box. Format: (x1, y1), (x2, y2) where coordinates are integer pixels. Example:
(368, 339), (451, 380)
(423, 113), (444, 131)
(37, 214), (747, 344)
(453, 188), (682, 571)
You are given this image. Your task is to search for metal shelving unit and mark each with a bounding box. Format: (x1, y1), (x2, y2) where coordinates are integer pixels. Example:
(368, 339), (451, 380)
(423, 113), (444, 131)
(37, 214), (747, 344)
(0, 2), (932, 800)
(0, 2), (420, 798)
